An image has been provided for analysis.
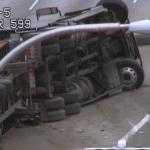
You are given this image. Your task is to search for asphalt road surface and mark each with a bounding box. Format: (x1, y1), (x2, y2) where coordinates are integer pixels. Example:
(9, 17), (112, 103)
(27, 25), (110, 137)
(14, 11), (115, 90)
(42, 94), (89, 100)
(1, 1), (150, 150)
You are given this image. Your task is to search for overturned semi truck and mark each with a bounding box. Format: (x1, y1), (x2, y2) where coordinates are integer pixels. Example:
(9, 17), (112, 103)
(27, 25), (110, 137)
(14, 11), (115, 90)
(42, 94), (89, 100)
(0, 0), (144, 132)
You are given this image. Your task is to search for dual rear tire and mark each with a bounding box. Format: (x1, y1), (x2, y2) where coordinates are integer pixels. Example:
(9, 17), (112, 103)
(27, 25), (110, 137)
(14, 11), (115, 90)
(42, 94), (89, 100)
(35, 94), (81, 122)
(37, 97), (66, 122)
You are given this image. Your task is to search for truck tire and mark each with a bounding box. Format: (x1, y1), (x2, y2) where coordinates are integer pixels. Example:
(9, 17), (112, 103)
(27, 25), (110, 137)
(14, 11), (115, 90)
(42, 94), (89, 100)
(72, 82), (84, 102)
(60, 85), (82, 104)
(65, 103), (81, 115)
(42, 109), (66, 122)
(43, 97), (65, 111)
(116, 58), (144, 90)
(78, 79), (90, 101)
(82, 78), (94, 98)
(97, 0), (128, 23)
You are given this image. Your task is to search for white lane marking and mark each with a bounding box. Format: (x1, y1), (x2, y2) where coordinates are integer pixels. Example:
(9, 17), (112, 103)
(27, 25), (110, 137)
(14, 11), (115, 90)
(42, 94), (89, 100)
(29, 0), (39, 10)
(118, 114), (150, 144)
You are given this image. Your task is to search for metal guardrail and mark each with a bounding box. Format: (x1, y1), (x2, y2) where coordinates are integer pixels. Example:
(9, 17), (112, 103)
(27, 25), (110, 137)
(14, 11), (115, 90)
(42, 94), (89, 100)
(0, 23), (128, 72)
(1, 20), (150, 72)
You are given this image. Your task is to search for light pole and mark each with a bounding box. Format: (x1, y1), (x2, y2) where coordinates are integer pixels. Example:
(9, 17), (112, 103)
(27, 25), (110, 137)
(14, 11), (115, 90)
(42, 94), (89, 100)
(0, 20), (150, 72)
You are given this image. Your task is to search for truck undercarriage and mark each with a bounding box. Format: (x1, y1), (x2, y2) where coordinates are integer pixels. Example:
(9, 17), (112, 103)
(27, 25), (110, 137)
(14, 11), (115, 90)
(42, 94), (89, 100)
(0, 0), (144, 132)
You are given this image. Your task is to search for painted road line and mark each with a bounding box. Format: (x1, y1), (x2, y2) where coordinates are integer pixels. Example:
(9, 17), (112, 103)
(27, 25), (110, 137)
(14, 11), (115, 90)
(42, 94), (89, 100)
(29, 0), (39, 10)
(118, 114), (150, 147)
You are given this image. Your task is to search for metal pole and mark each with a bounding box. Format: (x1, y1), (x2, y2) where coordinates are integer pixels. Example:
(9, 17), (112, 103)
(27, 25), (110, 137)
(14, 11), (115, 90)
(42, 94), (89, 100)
(0, 23), (129, 72)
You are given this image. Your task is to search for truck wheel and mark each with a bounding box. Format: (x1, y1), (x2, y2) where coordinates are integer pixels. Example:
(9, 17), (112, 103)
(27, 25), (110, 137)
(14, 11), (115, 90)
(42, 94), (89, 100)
(43, 97), (65, 111)
(97, 0), (128, 23)
(60, 84), (82, 104)
(42, 109), (66, 122)
(116, 58), (144, 90)
(81, 78), (94, 98)
(72, 82), (84, 102)
(65, 103), (81, 115)
(78, 79), (90, 101)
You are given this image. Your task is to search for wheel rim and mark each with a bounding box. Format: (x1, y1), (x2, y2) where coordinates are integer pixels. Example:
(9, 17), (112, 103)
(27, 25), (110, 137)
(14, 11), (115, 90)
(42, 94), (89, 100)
(120, 67), (137, 88)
